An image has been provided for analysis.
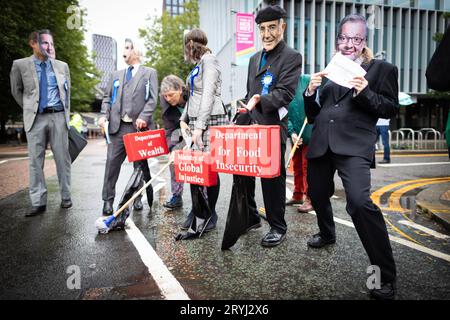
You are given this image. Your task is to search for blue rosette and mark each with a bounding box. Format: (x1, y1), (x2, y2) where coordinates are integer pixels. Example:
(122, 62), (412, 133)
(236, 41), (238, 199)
(111, 79), (120, 105)
(261, 71), (275, 95)
(189, 66), (200, 96)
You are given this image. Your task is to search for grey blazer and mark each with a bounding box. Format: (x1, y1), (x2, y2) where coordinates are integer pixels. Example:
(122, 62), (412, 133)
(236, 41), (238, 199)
(180, 53), (225, 130)
(10, 55), (71, 132)
(101, 66), (158, 134)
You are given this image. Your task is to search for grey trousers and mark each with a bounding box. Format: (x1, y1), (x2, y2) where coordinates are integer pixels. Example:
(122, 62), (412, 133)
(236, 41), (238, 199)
(102, 122), (152, 202)
(25, 112), (71, 206)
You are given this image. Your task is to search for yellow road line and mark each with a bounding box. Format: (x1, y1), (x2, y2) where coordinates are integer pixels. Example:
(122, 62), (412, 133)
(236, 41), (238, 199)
(384, 216), (421, 244)
(387, 154), (447, 158)
(371, 177), (450, 206)
(388, 178), (450, 212)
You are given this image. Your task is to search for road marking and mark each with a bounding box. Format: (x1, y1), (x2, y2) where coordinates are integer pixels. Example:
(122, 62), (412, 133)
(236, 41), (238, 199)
(378, 162), (450, 167)
(148, 158), (159, 168)
(286, 188), (293, 199)
(388, 235), (450, 263)
(398, 220), (450, 240)
(307, 211), (450, 263)
(125, 220), (190, 300)
(153, 182), (166, 194)
(383, 216), (421, 244)
(371, 177), (450, 206)
(388, 178), (450, 212)
(388, 154), (447, 158)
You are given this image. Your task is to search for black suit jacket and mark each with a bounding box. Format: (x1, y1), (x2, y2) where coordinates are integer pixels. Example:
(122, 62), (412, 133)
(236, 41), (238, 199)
(304, 59), (399, 161)
(426, 25), (450, 92)
(245, 41), (302, 144)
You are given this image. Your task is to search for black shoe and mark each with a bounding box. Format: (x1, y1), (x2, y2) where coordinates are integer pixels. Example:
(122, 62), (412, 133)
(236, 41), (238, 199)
(378, 159), (391, 164)
(261, 229), (286, 247)
(133, 197), (143, 211)
(61, 199), (72, 209)
(26, 205), (46, 217)
(163, 195), (183, 209)
(103, 201), (113, 216)
(307, 233), (336, 248)
(370, 281), (397, 300)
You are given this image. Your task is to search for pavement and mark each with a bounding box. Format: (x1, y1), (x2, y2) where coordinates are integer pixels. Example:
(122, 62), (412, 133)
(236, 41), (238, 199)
(1, 143), (449, 233)
(416, 182), (450, 231)
(0, 141), (449, 300)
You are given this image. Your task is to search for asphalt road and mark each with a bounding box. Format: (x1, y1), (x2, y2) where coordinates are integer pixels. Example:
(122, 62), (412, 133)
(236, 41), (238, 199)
(0, 140), (449, 300)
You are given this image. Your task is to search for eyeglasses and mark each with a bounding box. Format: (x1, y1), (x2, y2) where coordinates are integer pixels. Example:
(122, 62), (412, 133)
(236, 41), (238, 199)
(259, 24), (279, 34)
(337, 34), (365, 45)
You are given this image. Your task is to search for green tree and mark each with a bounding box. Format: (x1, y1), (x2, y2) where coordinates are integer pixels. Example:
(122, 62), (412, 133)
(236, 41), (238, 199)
(0, 0), (98, 141)
(139, 0), (199, 127)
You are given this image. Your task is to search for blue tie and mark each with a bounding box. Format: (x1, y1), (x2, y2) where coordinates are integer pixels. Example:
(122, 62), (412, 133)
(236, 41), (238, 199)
(259, 51), (267, 70)
(126, 66), (134, 83)
(39, 62), (48, 113)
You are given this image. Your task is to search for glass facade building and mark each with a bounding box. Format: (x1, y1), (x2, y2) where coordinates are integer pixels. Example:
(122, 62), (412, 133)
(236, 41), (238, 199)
(92, 34), (117, 98)
(164, 0), (186, 16)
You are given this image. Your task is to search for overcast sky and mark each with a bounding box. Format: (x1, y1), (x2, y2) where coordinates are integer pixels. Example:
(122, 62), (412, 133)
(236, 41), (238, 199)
(79, 0), (162, 69)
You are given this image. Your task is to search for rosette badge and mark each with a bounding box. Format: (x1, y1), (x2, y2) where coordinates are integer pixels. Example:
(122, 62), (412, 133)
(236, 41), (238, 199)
(189, 66), (200, 96)
(111, 79), (120, 104)
(261, 71), (274, 95)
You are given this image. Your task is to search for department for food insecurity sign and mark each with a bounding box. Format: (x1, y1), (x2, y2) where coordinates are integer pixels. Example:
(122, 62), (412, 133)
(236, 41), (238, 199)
(236, 13), (256, 66)
(210, 125), (281, 178)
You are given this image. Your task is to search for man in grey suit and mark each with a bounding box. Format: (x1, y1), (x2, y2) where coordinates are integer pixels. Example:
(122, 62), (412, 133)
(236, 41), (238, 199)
(98, 39), (158, 215)
(10, 29), (72, 217)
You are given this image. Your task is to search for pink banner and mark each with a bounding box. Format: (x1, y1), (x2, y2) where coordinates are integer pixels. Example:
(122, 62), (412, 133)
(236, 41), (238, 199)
(236, 13), (256, 66)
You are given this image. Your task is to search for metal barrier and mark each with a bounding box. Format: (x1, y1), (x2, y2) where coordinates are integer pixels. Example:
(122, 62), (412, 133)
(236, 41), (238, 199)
(391, 128), (446, 150)
(411, 130), (423, 149)
(399, 128), (415, 150)
(419, 128), (441, 150)
(391, 129), (405, 149)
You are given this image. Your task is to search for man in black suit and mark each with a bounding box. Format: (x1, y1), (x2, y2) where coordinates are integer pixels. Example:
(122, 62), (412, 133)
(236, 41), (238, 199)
(303, 14), (398, 299)
(241, 5), (302, 247)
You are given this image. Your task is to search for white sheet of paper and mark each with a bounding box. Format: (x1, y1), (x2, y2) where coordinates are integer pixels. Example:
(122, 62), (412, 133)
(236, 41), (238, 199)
(278, 107), (288, 120)
(323, 52), (367, 88)
(104, 120), (111, 144)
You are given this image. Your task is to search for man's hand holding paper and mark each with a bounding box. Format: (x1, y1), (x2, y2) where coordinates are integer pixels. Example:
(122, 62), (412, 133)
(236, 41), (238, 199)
(323, 52), (367, 89)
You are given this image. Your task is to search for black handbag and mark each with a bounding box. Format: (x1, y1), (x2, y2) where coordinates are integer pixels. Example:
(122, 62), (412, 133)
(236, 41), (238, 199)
(68, 126), (87, 163)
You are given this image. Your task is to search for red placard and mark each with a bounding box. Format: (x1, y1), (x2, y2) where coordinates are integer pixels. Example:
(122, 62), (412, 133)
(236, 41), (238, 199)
(174, 150), (218, 187)
(123, 129), (169, 162)
(210, 125), (280, 178)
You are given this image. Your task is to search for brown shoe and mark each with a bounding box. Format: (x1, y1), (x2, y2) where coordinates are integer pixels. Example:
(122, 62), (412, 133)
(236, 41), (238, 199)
(297, 201), (313, 213)
(286, 198), (304, 206)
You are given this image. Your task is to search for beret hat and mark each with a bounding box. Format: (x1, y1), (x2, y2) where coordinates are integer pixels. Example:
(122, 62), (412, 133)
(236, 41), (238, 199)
(255, 5), (287, 24)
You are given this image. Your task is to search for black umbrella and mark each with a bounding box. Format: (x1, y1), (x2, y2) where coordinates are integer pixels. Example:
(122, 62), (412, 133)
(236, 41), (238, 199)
(175, 184), (212, 240)
(68, 126), (87, 163)
(220, 108), (266, 250)
(109, 163), (144, 231)
(221, 175), (251, 250)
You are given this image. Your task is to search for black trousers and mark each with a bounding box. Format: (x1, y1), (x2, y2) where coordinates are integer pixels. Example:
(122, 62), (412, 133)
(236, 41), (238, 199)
(102, 122), (153, 203)
(190, 175), (220, 215)
(246, 144), (287, 234)
(307, 149), (396, 282)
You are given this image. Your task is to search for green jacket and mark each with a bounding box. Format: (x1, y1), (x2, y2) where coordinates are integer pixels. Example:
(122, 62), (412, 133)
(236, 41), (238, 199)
(288, 74), (312, 144)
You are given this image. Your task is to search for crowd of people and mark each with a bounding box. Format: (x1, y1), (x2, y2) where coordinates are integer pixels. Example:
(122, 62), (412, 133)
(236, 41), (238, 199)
(16, 4), (450, 300)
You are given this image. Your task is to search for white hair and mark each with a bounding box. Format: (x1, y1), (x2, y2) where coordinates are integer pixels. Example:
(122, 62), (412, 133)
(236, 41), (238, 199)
(125, 38), (144, 62)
